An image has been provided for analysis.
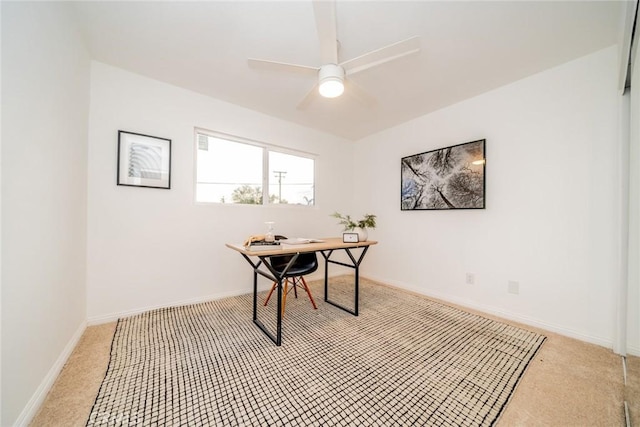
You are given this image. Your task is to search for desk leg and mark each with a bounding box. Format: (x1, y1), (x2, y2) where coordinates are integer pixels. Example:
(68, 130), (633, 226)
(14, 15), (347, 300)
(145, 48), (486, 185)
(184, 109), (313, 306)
(253, 277), (283, 346)
(252, 278), (283, 346)
(323, 249), (332, 303)
(243, 254), (282, 346)
(354, 259), (360, 316)
(252, 269), (258, 321)
(276, 277), (282, 346)
(321, 246), (369, 316)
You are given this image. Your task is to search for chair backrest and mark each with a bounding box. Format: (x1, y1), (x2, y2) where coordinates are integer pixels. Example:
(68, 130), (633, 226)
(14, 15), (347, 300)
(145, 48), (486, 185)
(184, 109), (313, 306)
(270, 252), (318, 277)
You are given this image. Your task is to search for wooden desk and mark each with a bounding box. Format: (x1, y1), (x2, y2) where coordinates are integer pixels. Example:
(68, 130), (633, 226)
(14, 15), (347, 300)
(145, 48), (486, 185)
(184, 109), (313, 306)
(226, 237), (378, 346)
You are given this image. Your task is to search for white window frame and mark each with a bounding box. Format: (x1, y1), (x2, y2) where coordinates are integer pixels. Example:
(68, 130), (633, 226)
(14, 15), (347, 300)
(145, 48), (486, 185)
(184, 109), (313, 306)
(194, 128), (317, 207)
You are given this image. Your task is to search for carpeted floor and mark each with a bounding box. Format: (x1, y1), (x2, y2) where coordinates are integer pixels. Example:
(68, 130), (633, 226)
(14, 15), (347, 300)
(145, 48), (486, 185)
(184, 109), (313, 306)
(86, 279), (545, 426)
(30, 278), (632, 426)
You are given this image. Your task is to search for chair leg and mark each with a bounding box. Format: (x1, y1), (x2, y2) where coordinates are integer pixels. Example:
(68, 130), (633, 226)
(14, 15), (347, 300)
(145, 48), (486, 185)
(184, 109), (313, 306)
(264, 281), (277, 306)
(266, 277), (315, 313)
(300, 277), (318, 309)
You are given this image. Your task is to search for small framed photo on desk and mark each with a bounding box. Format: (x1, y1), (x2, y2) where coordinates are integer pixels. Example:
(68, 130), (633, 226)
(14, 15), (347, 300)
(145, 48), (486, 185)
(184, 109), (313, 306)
(343, 232), (359, 243)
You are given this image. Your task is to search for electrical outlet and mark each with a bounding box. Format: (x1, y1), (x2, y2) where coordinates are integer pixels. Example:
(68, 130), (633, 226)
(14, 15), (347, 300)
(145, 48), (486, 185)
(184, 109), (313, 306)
(466, 273), (475, 285)
(508, 281), (520, 295)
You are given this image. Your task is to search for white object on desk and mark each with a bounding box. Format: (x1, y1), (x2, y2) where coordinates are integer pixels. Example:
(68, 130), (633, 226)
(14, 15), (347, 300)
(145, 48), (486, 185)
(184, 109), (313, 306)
(265, 221), (275, 242)
(280, 238), (324, 245)
(343, 233), (359, 243)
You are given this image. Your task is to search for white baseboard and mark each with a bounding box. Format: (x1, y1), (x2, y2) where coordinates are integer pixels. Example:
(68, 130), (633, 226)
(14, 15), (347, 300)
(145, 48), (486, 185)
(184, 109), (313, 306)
(90, 269), (627, 352)
(87, 270), (342, 325)
(14, 320), (87, 427)
(90, 273), (628, 353)
(87, 287), (264, 325)
(365, 274), (614, 350)
(627, 344), (640, 357)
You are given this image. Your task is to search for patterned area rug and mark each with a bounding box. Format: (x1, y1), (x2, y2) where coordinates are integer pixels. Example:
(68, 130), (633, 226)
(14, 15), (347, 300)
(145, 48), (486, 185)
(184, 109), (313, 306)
(87, 278), (545, 426)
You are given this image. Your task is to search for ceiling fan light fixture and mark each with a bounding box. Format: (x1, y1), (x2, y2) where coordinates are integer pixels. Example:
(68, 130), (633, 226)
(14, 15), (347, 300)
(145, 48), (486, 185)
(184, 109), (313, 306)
(318, 64), (345, 98)
(319, 78), (344, 98)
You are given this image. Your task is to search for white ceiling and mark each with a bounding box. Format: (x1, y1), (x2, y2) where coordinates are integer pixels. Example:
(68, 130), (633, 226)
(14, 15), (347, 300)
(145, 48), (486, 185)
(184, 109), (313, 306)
(72, 1), (624, 141)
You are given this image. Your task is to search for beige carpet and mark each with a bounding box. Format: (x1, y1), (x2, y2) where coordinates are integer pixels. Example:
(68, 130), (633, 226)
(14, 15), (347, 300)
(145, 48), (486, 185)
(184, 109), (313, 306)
(30, 278), (632, 426)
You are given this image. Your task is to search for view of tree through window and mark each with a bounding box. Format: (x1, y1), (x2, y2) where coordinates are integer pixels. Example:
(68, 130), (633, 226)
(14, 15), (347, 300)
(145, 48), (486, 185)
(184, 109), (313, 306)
(196, 131), (315, 206)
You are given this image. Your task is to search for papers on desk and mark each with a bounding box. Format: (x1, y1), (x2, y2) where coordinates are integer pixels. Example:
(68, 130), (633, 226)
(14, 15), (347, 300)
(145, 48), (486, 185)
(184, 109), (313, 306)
(279, 238), (324, 245)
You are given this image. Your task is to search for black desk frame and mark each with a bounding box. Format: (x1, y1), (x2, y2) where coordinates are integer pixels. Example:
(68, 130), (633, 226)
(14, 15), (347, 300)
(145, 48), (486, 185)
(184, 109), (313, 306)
(240, 245), (370, 346)
(320, 246), (369, 316)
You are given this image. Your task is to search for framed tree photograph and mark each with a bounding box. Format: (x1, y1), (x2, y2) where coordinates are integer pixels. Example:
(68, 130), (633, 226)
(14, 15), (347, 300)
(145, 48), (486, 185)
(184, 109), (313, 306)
(401, 139), (485, 210)
(117, 131), (171, 189)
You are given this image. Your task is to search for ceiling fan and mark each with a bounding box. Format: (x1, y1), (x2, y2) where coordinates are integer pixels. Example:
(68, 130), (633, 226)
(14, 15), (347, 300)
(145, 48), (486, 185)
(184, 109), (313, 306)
(247, 0), (421, 109)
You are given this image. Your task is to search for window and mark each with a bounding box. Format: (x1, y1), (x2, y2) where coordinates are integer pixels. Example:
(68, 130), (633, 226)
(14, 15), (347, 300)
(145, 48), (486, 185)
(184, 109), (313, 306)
(196, 130), (315, 206)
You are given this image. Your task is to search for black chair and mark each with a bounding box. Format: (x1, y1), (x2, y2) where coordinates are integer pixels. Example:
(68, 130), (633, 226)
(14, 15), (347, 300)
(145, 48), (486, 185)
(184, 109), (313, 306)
(263, 236), (318, 315)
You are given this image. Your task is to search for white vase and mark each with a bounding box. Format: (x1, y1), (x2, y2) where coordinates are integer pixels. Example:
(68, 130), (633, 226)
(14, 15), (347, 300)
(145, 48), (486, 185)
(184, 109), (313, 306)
(354, 227), (368, 242)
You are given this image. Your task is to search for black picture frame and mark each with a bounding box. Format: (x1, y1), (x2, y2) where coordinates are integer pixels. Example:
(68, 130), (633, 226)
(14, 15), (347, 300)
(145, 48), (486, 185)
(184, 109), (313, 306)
(401, 139), (485, 210)
(117, 131), (171, 189)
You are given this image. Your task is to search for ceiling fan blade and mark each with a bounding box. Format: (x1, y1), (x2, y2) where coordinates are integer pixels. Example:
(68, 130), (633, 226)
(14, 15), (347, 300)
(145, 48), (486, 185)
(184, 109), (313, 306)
(313, 0), (338, 64)
(341, 36), (421, 76)
(296, 83), (319, 110)
(345, 79), (376, 107)
(248, 58), (319, 77)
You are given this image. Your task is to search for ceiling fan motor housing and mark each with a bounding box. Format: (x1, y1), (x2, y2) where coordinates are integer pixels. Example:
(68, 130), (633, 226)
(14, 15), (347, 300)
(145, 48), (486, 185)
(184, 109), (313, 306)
(318, 64), (345, 98)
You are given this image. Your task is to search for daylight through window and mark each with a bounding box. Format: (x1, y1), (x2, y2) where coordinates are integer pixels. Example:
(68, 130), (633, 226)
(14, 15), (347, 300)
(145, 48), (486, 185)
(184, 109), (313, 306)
(196, 131), (315, 206)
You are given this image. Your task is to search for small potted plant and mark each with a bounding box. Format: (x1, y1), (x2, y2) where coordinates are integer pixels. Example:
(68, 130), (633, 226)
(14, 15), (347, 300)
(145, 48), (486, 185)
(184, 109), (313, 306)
(331, 212), (377, 242)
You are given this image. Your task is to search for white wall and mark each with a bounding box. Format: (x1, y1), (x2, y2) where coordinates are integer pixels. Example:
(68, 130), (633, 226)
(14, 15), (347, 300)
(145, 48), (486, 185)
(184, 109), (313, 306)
(0, 3), (630, 424)
(1, 2), (90, 425)
(86, 62), (354, 322)
(354, 46), (622, 349)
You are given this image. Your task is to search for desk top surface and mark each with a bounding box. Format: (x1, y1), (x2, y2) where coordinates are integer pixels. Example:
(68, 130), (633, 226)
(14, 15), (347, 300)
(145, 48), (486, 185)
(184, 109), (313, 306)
(226, 237), (378, 257)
